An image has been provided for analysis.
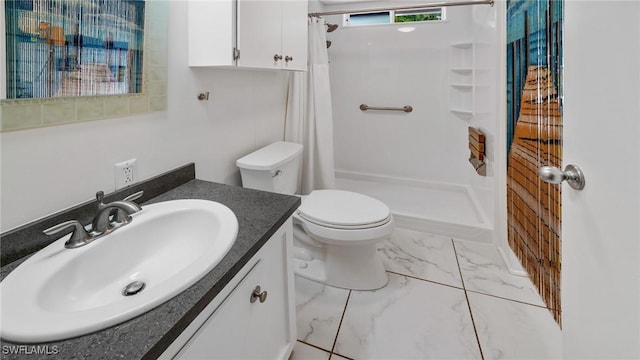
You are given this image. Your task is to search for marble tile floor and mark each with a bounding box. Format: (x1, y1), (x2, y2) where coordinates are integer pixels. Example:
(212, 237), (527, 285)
(290, 228), (562, 360)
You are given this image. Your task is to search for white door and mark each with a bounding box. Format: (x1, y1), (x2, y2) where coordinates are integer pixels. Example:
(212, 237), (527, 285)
(561, 1), (640, 358)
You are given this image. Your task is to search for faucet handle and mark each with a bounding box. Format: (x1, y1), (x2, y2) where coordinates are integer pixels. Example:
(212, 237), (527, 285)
(96, 190), (143, 204)
(96, 191), (105, 203)
(123, 190), (144, 202)
(43, 220), (91, 249)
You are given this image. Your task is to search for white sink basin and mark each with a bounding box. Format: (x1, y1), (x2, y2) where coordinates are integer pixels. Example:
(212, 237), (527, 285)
(0, 199), (238, 343)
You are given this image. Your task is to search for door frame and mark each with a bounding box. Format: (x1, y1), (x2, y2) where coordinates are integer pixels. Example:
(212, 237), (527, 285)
(494, 0), (525, 275)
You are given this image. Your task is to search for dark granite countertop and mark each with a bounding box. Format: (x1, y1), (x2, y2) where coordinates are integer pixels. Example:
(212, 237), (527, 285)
(0, 178), (300, 359)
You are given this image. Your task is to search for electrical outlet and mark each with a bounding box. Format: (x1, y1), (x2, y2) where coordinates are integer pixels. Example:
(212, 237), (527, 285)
(114, 159), (137, 190)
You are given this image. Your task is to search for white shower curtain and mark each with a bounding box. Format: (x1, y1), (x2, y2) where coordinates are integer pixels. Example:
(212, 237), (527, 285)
(285, 17), (336, 194)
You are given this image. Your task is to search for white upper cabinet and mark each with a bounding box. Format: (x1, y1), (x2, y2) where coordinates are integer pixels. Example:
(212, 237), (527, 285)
(279, 1), (308, 71)
(236, 1), (283, 69)
(188, 0), (308, 71)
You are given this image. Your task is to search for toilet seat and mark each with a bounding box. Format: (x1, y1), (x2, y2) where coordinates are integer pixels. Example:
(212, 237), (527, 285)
(298, 190), (391, 227)
(297, 212), (392, 230)
(294, 190), (394, 246)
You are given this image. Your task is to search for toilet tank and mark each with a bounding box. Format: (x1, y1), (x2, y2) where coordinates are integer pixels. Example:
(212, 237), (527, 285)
(236, 141), (303, 195)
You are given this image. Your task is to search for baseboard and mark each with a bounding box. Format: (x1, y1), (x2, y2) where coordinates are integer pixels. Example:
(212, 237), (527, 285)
(497, 245), (529, 277)
(393, 212), (493, 243)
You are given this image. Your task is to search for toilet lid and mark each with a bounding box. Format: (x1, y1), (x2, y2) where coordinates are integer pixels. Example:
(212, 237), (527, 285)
(297, 190), (391, 228)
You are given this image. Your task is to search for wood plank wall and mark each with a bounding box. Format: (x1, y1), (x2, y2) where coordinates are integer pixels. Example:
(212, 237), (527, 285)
(506, 0), (564, 326)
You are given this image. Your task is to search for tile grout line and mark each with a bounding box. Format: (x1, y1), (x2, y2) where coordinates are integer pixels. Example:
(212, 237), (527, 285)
(465, 288), (555, 310)
(297, 340), (333, 355)
(446, 239), (554, 310)
(328, 290), (354, 360)
(452, 239), (485, 360)
(329, 351), (355, 360)
(386, 270), (465, 291)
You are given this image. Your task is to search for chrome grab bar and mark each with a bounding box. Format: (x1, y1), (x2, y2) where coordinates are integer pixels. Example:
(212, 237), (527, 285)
(359, 104), (413, 113)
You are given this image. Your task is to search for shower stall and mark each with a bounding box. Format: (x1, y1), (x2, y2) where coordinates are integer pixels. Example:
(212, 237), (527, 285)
(312, 0), (500, 243)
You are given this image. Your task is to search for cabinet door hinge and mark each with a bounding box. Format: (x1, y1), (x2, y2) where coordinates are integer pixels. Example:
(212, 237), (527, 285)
(233, 48), (240, 61)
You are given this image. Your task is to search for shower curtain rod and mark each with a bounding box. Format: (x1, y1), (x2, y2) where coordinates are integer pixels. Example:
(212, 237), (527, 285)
(308, 0), (494, 17)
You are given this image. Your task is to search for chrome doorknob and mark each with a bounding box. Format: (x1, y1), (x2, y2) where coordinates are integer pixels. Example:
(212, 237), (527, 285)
(538, 164), (586, 190)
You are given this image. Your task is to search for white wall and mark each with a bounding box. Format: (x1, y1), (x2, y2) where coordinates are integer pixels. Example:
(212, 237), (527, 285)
(492, 0), (520, 271)
(469, 5), (499, 233)
(328, 5), (474, 184)
(0, 1), (288, 232)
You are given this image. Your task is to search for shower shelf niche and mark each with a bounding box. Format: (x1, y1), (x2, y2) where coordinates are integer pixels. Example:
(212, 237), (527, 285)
(448, 43), (475, 119)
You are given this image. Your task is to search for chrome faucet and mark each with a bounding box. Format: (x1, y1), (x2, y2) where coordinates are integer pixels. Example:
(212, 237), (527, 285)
(43, 190), (143, 249)
(91, 191), (142, 233)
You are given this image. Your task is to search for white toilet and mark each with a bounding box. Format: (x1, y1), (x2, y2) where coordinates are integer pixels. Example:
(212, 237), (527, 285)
(237, 141), (394, 290)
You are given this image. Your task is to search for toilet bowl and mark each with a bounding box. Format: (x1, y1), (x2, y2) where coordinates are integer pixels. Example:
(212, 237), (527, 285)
(236, 142), (394, 290)
(292, 189), (393, 290)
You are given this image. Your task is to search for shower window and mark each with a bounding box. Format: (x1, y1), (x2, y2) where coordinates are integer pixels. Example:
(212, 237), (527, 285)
(395, 9), (443, 23)
(344, 8), (444, 27)
(346, 12), (390, 26)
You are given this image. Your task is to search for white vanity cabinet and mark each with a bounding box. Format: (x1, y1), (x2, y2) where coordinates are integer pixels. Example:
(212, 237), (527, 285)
(188, 0), (308, 71)
(160, 219), (296, 360)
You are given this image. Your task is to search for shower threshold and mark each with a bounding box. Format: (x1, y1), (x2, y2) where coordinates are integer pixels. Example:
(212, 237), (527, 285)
(335, 171), (493, 243)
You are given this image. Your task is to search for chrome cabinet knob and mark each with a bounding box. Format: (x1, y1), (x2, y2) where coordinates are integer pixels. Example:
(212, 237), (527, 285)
(250, 286), (268, 303)
(538, 164), (586, 190)
(285, 55), (293, 62)
(274, 54), (283, 61)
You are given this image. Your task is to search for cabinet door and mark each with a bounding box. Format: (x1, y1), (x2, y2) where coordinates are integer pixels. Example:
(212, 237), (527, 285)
(237, 0), (282, 69)
(177, 225), (294, 359)
(187, 0), (235, 67)
(281, 0), (308, 71)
